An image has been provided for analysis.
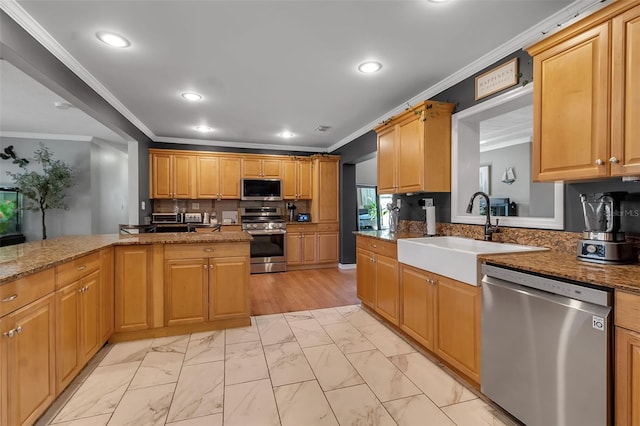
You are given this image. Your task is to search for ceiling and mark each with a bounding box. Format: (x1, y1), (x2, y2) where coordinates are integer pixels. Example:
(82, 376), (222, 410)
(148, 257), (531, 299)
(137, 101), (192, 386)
(1, 0), (603, 152)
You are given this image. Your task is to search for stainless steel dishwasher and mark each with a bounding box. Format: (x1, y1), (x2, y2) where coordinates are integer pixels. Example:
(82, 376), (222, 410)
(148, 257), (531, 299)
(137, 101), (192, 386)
(481, 264), (612, 426)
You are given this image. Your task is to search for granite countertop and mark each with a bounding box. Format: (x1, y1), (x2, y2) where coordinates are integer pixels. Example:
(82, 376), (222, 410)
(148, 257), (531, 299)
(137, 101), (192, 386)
(354, 230), (424, 242)
(0, 232), (252, 285)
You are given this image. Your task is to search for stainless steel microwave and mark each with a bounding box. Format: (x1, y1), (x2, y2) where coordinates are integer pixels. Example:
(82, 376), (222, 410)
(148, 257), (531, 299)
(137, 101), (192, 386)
(241, 178), (283, 201)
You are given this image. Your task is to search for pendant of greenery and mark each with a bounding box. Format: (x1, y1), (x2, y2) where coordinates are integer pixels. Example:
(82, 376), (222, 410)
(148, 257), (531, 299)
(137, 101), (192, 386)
(5, 143), (74, 240)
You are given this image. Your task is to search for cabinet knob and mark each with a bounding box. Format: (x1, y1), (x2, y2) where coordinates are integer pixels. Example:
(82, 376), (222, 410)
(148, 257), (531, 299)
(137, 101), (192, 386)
(609, 157), (619, 164)
(77, 265), (86, 271)
(1, 294), (18, 303)
(595, 159), (604, 166)
(203, 264), (208, 269)
(3, 329), (15, 338)
(204, 248), (213, 252)
(15, 325), (22, 334)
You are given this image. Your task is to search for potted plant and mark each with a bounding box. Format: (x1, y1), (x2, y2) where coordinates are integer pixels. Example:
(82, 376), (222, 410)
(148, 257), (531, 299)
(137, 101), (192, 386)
(6, 143), (74, 240)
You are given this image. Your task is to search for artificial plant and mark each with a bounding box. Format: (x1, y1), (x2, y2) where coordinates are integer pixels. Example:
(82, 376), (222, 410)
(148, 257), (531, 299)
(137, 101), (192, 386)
(6, 143), (74, 240)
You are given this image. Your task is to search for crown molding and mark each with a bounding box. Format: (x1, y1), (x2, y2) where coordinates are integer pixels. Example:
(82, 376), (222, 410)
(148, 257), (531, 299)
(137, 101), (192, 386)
(0, 131), (93, 141)
(0, 0), (156, 141)
(327, 0), (608, 153)
(154, 136), (326, 153)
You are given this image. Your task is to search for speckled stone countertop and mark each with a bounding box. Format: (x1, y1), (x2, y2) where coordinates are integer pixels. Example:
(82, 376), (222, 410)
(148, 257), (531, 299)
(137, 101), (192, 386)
(0, 232), (252, 285)
(354, 230), (423, 242)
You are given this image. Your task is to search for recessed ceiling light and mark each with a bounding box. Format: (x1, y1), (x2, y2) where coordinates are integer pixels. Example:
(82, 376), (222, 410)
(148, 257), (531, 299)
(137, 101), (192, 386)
(181, 92), (202, 101)
(358, 61), (382, 73)
(53, 101), (74, 110)
(279, 131), (295, 138)
(194, 125), (213, 133)
(96, 31), (131, 48)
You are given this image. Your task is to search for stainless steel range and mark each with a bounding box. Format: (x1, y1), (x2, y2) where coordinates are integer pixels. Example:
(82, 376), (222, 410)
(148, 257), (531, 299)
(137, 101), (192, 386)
(240, 207), (286, 274)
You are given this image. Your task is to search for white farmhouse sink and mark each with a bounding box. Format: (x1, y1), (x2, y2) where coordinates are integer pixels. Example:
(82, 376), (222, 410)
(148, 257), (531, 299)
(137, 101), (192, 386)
(397, 236), (546, 286)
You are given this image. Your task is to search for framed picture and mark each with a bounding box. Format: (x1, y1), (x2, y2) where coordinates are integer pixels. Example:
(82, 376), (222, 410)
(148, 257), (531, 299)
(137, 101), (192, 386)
(479, 165), (491, 194)
(475, 58), (518, 100)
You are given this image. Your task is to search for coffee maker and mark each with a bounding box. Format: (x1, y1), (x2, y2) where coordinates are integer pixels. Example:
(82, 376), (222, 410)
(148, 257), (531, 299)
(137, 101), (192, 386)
(577, 192), (634, 264)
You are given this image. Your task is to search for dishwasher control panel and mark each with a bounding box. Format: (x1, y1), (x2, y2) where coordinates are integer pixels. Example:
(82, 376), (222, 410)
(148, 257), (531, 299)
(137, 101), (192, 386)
(482, 264), (612, 307)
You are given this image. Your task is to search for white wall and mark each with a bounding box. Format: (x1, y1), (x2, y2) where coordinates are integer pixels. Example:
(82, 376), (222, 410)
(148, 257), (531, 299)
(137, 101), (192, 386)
(356, 156), (377, 186)
(1, 137), (128, 240)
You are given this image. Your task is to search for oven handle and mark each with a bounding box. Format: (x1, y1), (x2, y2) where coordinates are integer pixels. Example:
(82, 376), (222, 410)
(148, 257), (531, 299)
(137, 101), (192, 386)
(245, 230), (287, 235)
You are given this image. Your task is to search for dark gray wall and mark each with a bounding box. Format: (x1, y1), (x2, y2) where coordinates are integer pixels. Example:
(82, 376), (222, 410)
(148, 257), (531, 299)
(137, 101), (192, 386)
(1, 10), (153, 224)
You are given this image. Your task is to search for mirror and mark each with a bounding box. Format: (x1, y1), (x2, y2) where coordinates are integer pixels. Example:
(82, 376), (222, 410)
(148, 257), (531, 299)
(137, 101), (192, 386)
(451, 84), (564, 229)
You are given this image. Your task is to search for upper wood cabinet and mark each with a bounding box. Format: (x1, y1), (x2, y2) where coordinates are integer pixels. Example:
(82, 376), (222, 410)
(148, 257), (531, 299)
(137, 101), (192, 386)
(282, 158), (312, 200)
(527, 0), (640, 181)
(195, 155), (241, 200)
(242, 157), (282, 178)
(150, 151), (194, 199)
(374, 101), (455, 194)
(310, 155), (340, 223)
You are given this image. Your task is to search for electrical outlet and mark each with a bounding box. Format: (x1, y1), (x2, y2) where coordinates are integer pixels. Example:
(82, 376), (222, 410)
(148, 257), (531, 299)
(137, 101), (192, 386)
(396, 199), (402, 209)
(423, 198), (434, 207)
(141, 201), (146, 210)
(192, 202), (200, 210)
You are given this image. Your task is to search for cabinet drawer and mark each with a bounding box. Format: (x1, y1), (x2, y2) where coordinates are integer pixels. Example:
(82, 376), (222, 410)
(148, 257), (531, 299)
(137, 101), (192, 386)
(317, 223), (339, 232)
(164, 243), (249, 260)
(0, 268), (55, 316)
(56, 252), (101, 288)
(287, 224), (317, 233)
(357, 237), (396, 258)
(615, 290), (640, 331)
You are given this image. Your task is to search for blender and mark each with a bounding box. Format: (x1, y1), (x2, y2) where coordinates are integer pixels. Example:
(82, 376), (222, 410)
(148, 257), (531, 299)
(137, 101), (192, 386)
(577, 192), (634, 264)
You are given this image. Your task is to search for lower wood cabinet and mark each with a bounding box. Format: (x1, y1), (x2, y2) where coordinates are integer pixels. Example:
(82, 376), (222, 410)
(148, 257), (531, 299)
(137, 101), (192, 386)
(286, 230), (317, 265)
(356, 248), (376, 307)
(400, 264), (436, 351)
(287, 223), (340, 267)
(100, 247), (114, 343)
(434, 274), (481, 384)
(615, 290), (640, 426)
(208, 256), (250, 320)
(164, 259), (208, 326)
(114, 245), (153, 333)
(0, 293), (56, 426)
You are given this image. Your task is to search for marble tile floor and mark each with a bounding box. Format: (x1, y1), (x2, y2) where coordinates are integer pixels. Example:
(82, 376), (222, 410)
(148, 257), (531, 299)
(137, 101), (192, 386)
(37, 305), (517, 426)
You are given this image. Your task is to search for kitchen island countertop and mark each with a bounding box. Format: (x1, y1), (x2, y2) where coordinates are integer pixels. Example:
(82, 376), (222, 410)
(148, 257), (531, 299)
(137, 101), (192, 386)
(0, 232), (252, 285)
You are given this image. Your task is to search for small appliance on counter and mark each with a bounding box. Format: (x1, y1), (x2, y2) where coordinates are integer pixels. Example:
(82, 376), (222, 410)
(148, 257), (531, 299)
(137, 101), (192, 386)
(151, 212), (181, 224)
(222, 210), (238, 224)
(286, 202), (297, 222)
(184, 212), (203, 223)
(577, 192), (634, 264)
(296, 213), (310, 222)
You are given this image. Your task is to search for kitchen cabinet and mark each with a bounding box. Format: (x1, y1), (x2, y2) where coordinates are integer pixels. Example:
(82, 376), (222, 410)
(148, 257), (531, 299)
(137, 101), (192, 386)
(355, 236), (399, 325)
(164, 243), (250, 324)
(435, 274), (481, 384)
(195, 155), (241, 199)
(282, 158), (312, 200)
(286, 224), (318, 266)
(150, 151), (194, 199)
(400, 264), (436, 351)
(242, 156), (282, 178)
(1, 284), (55, 426)
(527, 0), (640, 181)
(374, 101), (455, 194)
(114, 245), (153, 333)
(615, 290), (640, 426)
(316, 223), (339, 264)
(100, 247), (114, 343)
(310, 155), (339, 223)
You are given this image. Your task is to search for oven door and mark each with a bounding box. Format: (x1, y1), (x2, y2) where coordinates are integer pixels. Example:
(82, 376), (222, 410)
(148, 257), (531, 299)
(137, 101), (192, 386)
(246, 230), (286, 273)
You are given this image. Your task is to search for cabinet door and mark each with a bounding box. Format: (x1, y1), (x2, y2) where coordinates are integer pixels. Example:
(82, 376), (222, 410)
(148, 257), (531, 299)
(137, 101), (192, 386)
(356, 248), (376, 307)
(302, 232), (317, 264)
(611, 5), (640, 176)
(242, 158), (263, 177)
(397, 116), (423, 193)
(165, 259), (208, 326)
(317, 231), (339, 263)
(375, 254), (399, 325)
(400, 265), (435, 350)
(114, 246), (152, 333)
(312, 158), (339, 223)
(151, 153), (172, 198)
(297, 160), (313, 199)
(208, 256), (250, 320)
(79, 271), (101, 364)
(196, 156), (220, 198)
(286, 233), (302, 265)
(100, 247), (114, 343)
(2, 294), (55, 426)
(219, 157), (242, 199)
(262, 159), (282, 178)
(377, 128), (396, 193)
(55, 283), (80, 393)
(173, 154), (193, 199)
(532, 23), (610, 181)
(615, 327), (640, 426)
(435, 275), (481, 383)
(282, 160), (298, 199)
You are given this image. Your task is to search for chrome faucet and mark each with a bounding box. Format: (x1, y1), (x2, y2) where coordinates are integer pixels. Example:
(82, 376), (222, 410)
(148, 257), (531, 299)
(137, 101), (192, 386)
(466, 191), (500, 241)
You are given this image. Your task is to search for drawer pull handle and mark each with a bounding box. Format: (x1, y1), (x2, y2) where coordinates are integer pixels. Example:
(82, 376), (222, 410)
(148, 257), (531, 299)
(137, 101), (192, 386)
(204, 248), (213, 253)
(77, 265), (86, 271)
(1, 294), (18, 303)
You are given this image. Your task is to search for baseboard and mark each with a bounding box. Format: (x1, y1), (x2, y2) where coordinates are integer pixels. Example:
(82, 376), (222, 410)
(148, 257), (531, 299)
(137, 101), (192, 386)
(338, 263), (356, 270)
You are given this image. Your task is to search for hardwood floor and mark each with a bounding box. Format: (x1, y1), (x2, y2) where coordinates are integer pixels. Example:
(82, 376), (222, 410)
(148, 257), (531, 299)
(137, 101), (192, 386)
(249, 268), (358, 315)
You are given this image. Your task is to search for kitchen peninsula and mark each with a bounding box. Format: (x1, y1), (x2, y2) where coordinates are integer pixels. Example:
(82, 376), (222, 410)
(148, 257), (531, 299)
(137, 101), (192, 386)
(0, 232), (251, 426)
